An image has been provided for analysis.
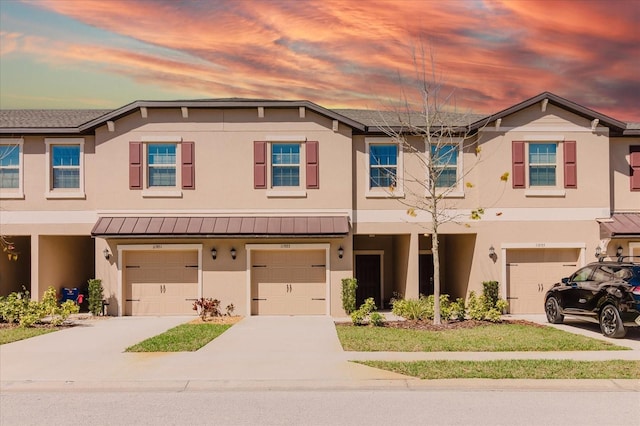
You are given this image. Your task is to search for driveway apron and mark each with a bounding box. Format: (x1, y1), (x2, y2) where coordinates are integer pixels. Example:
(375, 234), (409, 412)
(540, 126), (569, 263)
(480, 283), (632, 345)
(0, 316), (405, 386)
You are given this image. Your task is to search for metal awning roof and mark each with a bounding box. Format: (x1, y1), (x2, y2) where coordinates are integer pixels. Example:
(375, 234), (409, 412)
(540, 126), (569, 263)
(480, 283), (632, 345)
(599, 213), (640, 239)
(91, 215), (350, 238)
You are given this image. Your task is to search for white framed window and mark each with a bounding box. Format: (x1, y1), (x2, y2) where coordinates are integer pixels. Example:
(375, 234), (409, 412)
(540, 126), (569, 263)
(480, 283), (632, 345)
(147, 143), (177, 187)
(0, 138), (24, 199)
(528, 143), (557, 187)
(262, 136), (309, 198)
(271, 143), (300, 187)
(45, 138), (84, 199)
(136, 136), (185, 198)
(428, 139), (464, 197)
(366, 138), (403, 198)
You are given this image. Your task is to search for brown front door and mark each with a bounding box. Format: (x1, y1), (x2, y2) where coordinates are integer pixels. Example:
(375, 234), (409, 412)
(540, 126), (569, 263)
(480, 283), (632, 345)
(355, 254), (381, 307)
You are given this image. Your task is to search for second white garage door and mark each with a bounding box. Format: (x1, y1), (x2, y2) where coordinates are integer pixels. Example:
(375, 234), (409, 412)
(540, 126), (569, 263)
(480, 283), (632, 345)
(124, 250), (199, 315)
(506, 248), (579, 314)
(251, 250), (327, 315)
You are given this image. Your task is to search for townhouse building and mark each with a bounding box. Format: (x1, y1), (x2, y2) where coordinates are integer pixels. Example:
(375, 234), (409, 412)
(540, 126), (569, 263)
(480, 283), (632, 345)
(1, 92), (638, 316)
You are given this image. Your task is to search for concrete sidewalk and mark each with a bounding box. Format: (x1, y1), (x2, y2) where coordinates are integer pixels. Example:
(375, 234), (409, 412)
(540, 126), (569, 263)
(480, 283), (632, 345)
(1, 314), (639, 391)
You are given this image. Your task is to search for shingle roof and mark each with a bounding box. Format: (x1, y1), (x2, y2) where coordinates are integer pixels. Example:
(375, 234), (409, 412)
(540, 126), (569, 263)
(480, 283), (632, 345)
(0, 109), (110, 128)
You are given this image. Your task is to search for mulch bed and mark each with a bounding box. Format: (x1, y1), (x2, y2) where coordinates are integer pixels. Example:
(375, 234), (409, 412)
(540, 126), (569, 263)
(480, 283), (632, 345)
(337, 318), (546, 331)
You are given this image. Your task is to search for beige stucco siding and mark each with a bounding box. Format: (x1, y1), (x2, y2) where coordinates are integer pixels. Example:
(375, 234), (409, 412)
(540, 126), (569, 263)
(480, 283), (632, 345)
(93, 108), (353, 212)
(611, 136), (640, 212)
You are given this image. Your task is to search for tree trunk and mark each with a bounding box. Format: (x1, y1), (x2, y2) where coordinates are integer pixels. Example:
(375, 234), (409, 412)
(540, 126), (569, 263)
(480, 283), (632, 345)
(431, 216), (441, 325)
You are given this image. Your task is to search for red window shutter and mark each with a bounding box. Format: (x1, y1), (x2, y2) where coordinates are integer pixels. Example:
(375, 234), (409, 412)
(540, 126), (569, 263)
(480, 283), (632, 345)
(129, 142), (142, 189)
(306, 141), (319, 189)
(254, 141), (267, 189)
(181, 142), (195, 189)
(563, 141), (577, 188)
(512, 141), (525, 188)
(631, 146), (640, 191)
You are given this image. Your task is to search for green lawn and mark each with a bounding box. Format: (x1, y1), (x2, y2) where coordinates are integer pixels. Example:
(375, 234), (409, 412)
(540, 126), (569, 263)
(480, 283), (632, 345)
(336, 323), (627, 352)
(0, 326), (59, 345)
(126, 323), (232, 352)
(360, 360), (640, 379)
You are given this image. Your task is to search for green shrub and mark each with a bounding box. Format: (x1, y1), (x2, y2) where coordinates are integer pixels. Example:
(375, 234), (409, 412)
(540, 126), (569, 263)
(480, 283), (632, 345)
(450, 297), (467, 321)
(467, 290), (508, 322)
(369, 311), (385, 327)
(87, 278), (104, 316)
(392, 294), (455, 321)
(0, 286), (78, 327)
(341, 278), (358, 315)
(350, 297), (383, 326)
(482, 281), (500, 309)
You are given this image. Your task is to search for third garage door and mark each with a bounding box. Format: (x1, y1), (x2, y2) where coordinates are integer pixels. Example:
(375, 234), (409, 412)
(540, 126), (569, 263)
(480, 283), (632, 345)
(251, 250), (327, 315)
(506, 248), (579, 314)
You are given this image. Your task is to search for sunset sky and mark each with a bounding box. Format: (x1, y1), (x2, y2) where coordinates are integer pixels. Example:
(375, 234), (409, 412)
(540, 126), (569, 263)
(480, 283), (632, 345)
(1, 0), (638, 121)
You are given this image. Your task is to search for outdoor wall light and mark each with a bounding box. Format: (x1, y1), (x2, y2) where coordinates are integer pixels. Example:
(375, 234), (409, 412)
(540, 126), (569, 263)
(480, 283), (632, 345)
(595, 246), (602, 258)
(230, 248), (237, 260)
(211, 248), (217, 260)
(103, 248), (111, 260)
(338, 246), (344, 259)
(488, 245), (495, 258)
(616, 246), (623, 257)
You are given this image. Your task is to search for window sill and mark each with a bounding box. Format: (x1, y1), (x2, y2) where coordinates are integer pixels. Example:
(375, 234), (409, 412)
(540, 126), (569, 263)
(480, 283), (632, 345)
(0, 192), (24, 200)
(366, 190), (405, 199)
(266, 190), (307, 198)
(524, 189), (566, 197)
(46, 191), (85, 199)
(436, 191), (465, 198)
(142, 190), (183, 198)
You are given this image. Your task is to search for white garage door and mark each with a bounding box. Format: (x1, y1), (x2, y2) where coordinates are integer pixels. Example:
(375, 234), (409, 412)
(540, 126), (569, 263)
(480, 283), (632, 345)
(506, 248), (579, 314)
(251, 250), (327, 315)
(124, 250), (199, 315)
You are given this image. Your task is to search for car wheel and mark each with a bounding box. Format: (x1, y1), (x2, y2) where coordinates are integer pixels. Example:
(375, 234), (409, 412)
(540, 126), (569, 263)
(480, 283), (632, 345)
(545, 297), (564, 324)
(599, 305), (627, 338)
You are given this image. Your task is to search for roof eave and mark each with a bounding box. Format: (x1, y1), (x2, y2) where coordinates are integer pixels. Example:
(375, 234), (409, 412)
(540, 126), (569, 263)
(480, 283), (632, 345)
(78, 99), (366, 132)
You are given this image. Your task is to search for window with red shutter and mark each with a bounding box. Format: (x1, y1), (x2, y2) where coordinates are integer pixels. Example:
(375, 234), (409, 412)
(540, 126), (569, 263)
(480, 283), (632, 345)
(306, 141), (319, 189)
(129, 142), (142, 189)
(181, 142), (195, 189)
(631, 146), (640, 191)
(563, 141), (577, 188)
(512, 141), (525, 188)
(254, 141), (267, 189)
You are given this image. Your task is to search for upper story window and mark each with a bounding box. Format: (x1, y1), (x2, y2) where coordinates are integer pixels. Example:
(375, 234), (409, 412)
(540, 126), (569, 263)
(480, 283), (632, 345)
(512, 139), (576, 196)
(0, 139), (23, 199)
(272, 143), (300, 187)
(45, 138), (85, 199)
(148, 144), (177, 187)
(370, 144), (398, 188)
(431, 145), (458, 188)
(529, 143), (556, 186)
(631, 146), (640, 191)
(365, 138), (403, 197)
(129, 138), (195, 197)
(253, 139), (319, 197)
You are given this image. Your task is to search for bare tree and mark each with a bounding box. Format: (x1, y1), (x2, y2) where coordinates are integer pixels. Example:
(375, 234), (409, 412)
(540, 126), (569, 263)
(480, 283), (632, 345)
(373, 44), (496, 324)
(0, 143), (20, 260)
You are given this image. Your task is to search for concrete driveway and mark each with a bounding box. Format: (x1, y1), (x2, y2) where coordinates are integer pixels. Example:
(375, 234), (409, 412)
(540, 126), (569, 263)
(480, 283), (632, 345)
(1, 314), (639, 391)
(0, 315), (405, 389)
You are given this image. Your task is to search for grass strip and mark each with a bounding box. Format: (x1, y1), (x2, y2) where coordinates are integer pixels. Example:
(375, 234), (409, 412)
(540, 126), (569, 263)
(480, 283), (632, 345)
(336, 324), (626, 352)
(359, 360), (640, 379)
(0, 327), (58, 345)
(126, 323), (231, 352)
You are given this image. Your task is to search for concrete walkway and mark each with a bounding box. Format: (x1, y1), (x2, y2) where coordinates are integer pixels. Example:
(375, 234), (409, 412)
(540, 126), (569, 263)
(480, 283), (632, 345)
(1, 314), (639, 391)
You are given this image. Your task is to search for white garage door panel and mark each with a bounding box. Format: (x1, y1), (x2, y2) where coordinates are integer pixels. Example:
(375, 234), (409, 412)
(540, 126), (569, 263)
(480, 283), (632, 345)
(125, 250), (198, 316)
(507, 248), (579, 314)
(251, 250), (327, 315)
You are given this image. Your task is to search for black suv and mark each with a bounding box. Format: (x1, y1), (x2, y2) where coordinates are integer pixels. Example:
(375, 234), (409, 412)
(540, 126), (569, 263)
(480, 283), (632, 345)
(544, 257), (640, 338)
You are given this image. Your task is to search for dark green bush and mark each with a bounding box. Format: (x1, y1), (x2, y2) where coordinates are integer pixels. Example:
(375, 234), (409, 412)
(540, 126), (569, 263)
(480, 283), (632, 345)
(87, 279), (104, 316)
(341, 277), (358, 314)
